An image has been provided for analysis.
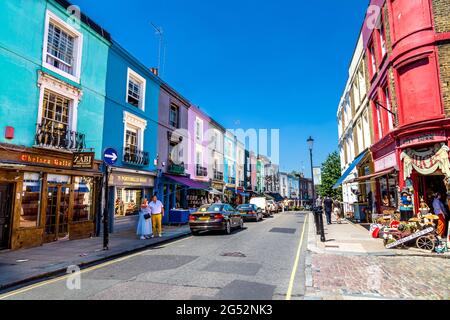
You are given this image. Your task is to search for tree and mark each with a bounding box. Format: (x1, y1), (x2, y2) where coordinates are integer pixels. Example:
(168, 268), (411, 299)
(318, 151), (342, 201)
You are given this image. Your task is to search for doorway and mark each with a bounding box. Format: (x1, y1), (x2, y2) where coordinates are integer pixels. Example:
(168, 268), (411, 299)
(0, 183), (13, 250)
(45, 184), (71, 242)
(417, 174), (448, 210)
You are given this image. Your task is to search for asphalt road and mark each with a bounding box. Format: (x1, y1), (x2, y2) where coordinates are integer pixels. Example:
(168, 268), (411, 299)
(0, 211), (308, 300)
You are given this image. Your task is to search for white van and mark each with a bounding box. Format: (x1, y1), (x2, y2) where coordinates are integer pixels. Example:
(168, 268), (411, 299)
(250, 197), (272, 217)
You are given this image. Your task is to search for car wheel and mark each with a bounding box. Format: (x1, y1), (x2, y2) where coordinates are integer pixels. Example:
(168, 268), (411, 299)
(225, 221), (231, 235)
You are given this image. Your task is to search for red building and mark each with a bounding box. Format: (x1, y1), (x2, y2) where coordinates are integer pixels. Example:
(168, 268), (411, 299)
(362, 0), (450, 214)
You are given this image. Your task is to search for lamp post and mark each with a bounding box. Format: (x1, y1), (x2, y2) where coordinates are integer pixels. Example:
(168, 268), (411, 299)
(307, 136), (325, 242)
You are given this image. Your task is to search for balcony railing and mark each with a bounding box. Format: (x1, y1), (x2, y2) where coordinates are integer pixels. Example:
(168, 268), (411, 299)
(196, 165), (208, 177)
(213, 170), (224, 181)
(168, 163), (185, 175)
(35, 123), (85, 151)
(228, 177), (236, 185)
(123, 147), (149, 166)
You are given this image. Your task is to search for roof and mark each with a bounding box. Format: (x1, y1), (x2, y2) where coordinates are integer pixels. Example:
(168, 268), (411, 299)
(53, 0), (111, 41)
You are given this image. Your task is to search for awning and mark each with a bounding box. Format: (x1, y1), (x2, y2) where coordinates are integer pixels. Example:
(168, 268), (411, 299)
(333, 150), (368, 189)
(264, 193), (275, 200)
(237, 190), (250, 197)
(355, 168), (396, 182)
(165, 175), (209, 190)
(267, 193), (284, 202)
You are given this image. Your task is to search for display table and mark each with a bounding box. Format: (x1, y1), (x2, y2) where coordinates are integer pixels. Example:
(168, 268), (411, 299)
(169, 209), (191, 224)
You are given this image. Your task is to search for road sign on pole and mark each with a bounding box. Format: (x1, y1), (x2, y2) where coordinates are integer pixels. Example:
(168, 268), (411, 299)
(103, 148), (118, 166)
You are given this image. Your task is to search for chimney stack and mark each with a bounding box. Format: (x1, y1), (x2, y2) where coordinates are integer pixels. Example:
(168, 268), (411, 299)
(150, 68), (159, 76)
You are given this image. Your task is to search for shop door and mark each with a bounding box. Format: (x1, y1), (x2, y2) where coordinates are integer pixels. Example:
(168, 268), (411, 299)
(45, 184), (70, 242)
(0, 184), (13, 250)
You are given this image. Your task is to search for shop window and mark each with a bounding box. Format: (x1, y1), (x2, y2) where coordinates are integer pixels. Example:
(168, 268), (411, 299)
(369, 43), (377, 77)
(20, 173), (42, 228)
(380, 175), (397, 208)
(73, 177), (93, 222)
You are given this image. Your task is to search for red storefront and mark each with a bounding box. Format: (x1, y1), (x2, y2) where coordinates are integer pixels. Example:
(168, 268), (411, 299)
(363, 0), (450, 222)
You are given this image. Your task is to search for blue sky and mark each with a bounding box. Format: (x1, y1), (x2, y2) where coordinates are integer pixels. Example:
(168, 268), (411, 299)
(74, 0), (368, 177)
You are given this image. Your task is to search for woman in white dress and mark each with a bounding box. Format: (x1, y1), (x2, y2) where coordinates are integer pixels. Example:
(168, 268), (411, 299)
(137, 198), (153, 240)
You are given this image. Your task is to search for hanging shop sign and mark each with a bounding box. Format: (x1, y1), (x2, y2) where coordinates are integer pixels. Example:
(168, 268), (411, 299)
(72, 152), (95, 169)
(18, 153), (72, 169)
(109, 173), (154, 187)
(374, 152), (397, 173)
(401, 143), (450, 180)
(399, 130), (446, 148)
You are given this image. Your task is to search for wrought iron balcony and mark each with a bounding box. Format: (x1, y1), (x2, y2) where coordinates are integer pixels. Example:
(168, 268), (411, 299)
(123, 147), (149, 166)
(168, 163), (185, 175)
(35, 123), (85, 151)
(213, 170), (224, 181)
(196, 165), (208, 177)
(228, 177), (236, 185)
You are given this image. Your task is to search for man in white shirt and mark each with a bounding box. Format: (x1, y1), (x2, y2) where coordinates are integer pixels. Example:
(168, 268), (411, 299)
(149, 194), (164, 237)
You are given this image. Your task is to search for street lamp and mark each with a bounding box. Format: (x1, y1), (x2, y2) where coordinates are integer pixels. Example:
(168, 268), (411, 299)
(307, 136), (315, 205)
(307, 136), (325, 242)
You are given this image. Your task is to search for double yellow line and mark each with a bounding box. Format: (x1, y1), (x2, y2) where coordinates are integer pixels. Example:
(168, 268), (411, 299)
(0, 236), (192, 300)
(285, 214), (308, 300)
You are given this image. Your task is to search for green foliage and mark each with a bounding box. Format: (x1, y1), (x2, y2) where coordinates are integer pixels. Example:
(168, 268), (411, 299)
(318, 151), (342, 201)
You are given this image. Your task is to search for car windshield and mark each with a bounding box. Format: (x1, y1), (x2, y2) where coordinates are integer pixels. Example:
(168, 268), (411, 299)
(205, 204), (224, 212)
(237, 204), (253, 209)
(197, 205), (211, 212)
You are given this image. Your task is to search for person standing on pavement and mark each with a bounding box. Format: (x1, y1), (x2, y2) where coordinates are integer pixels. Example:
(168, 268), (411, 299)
(432, 193), (449, 238)
(333, 198), (342, 224)
(323, 196), (333, 225)
(149, 194), (165, 238)
(136, 198), (153, 240)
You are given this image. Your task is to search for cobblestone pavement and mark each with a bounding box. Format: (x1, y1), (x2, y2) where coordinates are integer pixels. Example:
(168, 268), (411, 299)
(306, 253), (449, 300)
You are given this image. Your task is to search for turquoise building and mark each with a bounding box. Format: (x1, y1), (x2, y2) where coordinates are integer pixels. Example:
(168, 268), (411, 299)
(0, 0), (111, 249)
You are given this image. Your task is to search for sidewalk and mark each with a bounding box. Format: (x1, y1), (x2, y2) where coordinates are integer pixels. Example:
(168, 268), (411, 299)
(0, 222), (191, 291)
(306, 211), (450, 258)
(304, 212), (449, 300)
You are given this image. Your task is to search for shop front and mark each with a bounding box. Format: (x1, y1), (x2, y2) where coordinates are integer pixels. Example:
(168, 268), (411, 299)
(108, 170), (155, 231)
(0, 145), (102, 250)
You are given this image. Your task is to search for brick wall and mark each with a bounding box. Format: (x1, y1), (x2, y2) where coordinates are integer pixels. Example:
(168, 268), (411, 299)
(438, 43), (450, 116)
(433, 0), (450, 33)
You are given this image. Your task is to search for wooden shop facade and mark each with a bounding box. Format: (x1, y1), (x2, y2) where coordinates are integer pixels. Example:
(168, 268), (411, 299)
(0, 144), (103, 250)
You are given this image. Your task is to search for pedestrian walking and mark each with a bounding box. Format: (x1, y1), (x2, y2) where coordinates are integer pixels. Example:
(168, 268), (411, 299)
(323, 196), (333, 225)
(149, 194), (165, 238)
(136, 198), (153, 240)
(333, 199), (343, 224)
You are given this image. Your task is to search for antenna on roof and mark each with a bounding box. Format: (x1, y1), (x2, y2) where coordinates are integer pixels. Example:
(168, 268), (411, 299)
(150, 22), (166, 77)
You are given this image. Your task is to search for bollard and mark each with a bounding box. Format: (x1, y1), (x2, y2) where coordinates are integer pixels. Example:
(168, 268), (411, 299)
(313, 207), (320, 235)
(317, 207), (326, 242)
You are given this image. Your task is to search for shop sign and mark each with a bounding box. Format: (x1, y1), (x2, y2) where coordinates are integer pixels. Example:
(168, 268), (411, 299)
(19, 153), (72, 168)
(72, 152), (95, 169)
(211, 182), (224, 190)
(399, 130), (446, 148)
(109, 173), (154, 187)
(374, 152), (397, 173)
(401, 143), (450, 180)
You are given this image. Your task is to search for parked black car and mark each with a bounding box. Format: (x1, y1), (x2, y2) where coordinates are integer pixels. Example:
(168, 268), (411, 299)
(236, 204), (263, 222)
(189, 204), (244, 235)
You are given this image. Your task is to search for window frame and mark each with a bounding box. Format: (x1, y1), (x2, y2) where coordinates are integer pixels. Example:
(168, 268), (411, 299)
(123, 111), (147, 152)
(126, 68), (147, 111)
(169, 104), (180, 128)
(42, 10), (83, 83)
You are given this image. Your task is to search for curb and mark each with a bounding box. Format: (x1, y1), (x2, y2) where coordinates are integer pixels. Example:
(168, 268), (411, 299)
(0, 230), (192, 293)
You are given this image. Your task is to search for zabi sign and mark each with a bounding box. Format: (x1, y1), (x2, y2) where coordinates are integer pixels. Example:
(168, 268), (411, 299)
(72, 152), (95, 169)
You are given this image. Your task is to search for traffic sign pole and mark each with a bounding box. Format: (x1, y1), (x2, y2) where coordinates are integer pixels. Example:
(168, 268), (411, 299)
(103, 165), (110, 250)
(102, 148), (118, 251)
